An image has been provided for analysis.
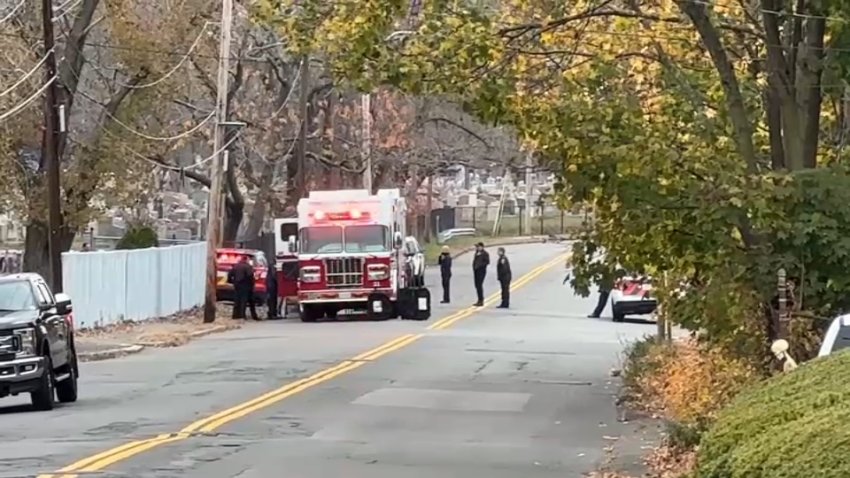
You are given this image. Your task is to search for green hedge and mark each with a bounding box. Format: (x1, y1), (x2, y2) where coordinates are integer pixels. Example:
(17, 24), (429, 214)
(696, 350), (850, 478)
(115, 226), (159, 250)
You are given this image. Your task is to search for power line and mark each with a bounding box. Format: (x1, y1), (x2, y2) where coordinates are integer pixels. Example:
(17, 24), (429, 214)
(0, 0), (27, 25)
(117, 21), (215, 90)
(0, 48), (52, 98)
(0, 74), (56, 122)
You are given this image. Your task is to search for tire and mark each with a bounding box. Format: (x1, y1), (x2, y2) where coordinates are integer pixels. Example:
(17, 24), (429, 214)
(324, 306), (338, 319)
(56, 356), (79, 403)
(300, 304), (320, 322)
(31, 356), (55, 411)
(612, 302), (625, 323)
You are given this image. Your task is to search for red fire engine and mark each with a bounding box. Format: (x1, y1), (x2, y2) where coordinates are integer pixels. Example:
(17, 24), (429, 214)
(285, 188), (427, 322)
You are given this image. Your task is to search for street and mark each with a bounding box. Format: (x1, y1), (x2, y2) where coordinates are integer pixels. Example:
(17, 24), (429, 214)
(1, 243), (656, 477)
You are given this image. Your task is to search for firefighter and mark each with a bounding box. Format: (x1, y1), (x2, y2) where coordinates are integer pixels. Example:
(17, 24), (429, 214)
(438, 245), (452, 303)
(266, 265), (279, 320)
(496, 247), (512, 308)
(472, 242), (490, 306)
(228, 255), (259, 320)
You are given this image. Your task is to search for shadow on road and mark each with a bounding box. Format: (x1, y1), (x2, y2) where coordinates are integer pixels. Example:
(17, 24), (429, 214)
(0, 403), (35, 414)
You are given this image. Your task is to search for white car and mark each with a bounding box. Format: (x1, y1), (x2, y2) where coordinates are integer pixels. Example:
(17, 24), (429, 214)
(818, 314), (850, 357)
(403, 236), (425, 287)
(610, 276), (657, 322)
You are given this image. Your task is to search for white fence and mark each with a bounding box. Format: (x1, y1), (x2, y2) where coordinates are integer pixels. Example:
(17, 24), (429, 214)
(61, 242), (207, 328)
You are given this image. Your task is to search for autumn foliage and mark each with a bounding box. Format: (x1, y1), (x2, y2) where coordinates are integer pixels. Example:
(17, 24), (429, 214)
(625, 338), (760, 433)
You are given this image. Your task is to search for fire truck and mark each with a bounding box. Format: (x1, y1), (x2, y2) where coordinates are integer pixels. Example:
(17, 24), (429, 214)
(285, 188), (429, 322)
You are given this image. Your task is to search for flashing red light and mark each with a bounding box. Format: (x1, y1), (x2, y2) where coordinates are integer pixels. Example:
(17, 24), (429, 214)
(311, 209), (371, 221)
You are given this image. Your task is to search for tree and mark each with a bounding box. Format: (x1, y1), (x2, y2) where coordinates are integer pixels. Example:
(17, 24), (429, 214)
(0, 0), (219, 277)
(254, 0), (850, 352)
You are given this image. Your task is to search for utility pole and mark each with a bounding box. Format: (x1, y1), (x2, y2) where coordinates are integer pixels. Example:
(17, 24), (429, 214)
(361, 93), (372, 193)
(41, 0), (63, 292)
(295, 55), (309, 197)
(203, 0), (233, 323)
(524, 151), (533, 236)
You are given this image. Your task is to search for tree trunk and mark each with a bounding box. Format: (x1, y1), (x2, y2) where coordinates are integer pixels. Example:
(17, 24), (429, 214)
(677, 0), (757, 173)
(223, 200), (244, 245)
(799, 16), (826, 169)
(765, 84), (786, 170)
(23, 220), (75, 280)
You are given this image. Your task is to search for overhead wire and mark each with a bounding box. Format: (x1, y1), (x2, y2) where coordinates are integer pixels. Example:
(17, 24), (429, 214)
(77, 87), (217, 141)
(0, 0), (27, 25)
(0, 75), (56, 123)
(115, 21), (215, 90)
(0, 48), (53, 98)
(105, 125), (243, 172)
(51, 0), (83, 22)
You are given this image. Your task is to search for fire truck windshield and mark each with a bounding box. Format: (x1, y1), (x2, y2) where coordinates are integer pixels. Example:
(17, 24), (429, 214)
(344, 225), (389, 253)
(301, 227), (343, 254)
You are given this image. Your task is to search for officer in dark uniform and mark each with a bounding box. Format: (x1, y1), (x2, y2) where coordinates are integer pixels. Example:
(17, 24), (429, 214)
(438, 245), (452, 303)
(228, 255), (259, 320)
(496, 247), (512, 308)
(472, 242), (490, 306)
(266, 265), (279, 319)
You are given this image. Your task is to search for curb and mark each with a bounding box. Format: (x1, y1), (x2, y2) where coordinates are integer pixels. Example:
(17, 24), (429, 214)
(450, 236), (546, 259)
(78, 344), (145, 362)
(78, 324), (237, 361)
(189, 324), (232, 338)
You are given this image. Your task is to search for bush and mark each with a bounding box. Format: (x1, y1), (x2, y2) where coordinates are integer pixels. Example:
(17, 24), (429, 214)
(696, 350), (850, 478)
(629, 339), (759, 428)
(116, 226), (159, 250)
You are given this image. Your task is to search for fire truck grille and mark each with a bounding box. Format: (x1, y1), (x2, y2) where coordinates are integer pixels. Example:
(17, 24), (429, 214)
(324, 258), (364, 288)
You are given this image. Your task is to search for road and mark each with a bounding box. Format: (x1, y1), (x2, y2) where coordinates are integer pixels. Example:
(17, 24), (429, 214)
(0, 242), (656, 478)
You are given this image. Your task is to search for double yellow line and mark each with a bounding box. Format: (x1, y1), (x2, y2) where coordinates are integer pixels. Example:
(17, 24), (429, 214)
(428, 254), (568, 330)
(38, 252), (567, 478)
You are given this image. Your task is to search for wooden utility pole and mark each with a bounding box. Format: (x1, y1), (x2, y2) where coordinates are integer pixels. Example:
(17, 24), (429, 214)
(42, 0), (63, 292)
(295, 55), (309, 197)
(203, 0), (233, 323)
(524, 151), (533, 236)
(361, 93), (372, 193)
(425, 175), (433, 243)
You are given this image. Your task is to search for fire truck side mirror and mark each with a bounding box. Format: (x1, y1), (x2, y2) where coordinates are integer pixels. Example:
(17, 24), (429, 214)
(393, 232), (403, 249)
(287, 235), (297, 253)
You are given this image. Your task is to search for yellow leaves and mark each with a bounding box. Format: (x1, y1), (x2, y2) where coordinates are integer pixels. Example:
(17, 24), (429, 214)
(632, 339), (759, 426)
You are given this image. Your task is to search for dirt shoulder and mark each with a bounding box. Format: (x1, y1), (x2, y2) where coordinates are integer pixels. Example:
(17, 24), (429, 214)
(75, 303), (249, 361)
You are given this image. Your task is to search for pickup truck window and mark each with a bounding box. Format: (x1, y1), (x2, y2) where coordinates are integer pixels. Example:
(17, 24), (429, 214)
(0, 281), (37, 311)
(35, 282), (54, 305)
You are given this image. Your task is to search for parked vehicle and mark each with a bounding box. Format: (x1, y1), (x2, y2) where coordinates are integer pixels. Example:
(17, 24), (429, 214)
(290, 188), (429, 322)
(0, 273), (79, 411)
(610, 275), (657, 322)
(403, 236), (426, 287)
(215, 248), (269, 303)
(818, 314), (850, 357)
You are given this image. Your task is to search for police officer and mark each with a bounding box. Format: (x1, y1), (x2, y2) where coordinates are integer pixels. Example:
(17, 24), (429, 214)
(472, 242), (490, 306)
(229, 255), (259, 320)
(496, 247), (512, 308)
(266, 265), (279, 319)
(438, 245), (452, 303)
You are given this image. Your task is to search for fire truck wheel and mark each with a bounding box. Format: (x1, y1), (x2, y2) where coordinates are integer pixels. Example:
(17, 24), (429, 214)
(300, 304), (321, 322)
(367, 293), (394, 321)
(324, 306), (339, 319)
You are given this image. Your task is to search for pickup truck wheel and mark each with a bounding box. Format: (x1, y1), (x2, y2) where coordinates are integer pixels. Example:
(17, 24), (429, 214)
(31, 357), (55, 411)
(56, 359), (78, 403)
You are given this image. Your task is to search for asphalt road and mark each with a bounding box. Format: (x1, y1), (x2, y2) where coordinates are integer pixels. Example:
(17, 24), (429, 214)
(0, 242), (657, 478)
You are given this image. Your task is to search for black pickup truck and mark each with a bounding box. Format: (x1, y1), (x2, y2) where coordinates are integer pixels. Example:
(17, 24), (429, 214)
(0, 273), (79, 411)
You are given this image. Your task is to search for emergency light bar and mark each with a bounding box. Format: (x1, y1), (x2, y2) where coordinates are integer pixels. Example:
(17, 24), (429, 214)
(310, 209), (371, 221)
